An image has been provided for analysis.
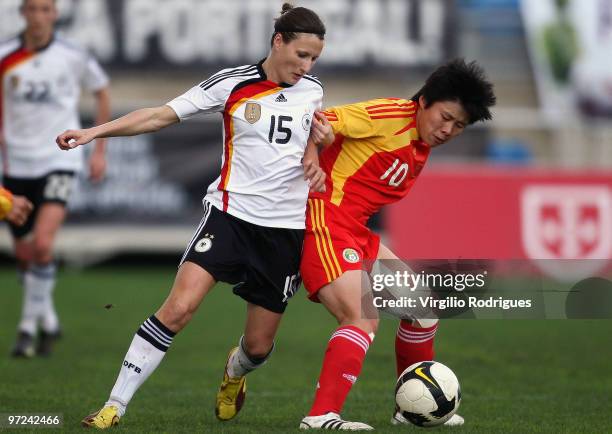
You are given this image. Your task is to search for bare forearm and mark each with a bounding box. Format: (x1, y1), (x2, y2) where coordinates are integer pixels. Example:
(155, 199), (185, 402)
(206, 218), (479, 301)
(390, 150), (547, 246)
(57, 105), (178, 150)
(322, 129), (335, 147)
(91, 106), (176, 140)
(304, 139), (320, 165)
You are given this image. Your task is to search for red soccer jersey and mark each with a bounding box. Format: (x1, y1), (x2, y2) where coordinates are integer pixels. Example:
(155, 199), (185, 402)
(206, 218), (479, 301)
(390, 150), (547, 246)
(311, 98), (430, 225)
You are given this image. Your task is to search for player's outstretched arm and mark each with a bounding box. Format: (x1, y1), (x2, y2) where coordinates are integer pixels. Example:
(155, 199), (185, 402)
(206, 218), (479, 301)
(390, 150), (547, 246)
(57, 105), (179, 150)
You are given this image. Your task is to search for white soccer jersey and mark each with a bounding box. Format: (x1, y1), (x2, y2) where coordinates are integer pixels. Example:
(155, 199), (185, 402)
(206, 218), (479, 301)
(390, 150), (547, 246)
(0, 34), (109, 178)
(167, 60), (324, 229)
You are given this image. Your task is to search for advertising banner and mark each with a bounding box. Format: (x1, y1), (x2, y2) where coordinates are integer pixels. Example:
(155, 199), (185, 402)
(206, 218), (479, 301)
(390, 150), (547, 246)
(385, 164), (612, 281)
(521, 0), (612, 120)
(0, 0), (456, 71)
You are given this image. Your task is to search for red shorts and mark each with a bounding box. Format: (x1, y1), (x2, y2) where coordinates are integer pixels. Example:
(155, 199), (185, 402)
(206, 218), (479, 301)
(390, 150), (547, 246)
(300, 198), (380, 302)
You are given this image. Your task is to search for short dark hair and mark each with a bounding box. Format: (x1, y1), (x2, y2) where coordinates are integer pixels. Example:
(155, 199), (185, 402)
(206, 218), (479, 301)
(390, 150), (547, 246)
(412, 59), (496, 124)
(270, 3), (326, 46)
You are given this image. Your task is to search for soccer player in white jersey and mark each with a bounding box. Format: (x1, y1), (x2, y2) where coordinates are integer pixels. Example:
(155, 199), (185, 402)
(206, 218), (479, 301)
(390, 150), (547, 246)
(57, 3), (327, 429)
(0, 0), (110, 358)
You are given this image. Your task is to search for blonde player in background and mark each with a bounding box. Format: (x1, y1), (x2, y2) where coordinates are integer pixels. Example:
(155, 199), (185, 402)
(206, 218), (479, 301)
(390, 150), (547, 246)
(0, 0), (111, 358)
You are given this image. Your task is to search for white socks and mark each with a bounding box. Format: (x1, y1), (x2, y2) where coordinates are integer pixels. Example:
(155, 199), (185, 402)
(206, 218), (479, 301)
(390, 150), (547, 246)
(19, 263), (58, 335)
(103, 325), (274, 417)
(226, 335), (274, 378)
(106, 316), (175, 416)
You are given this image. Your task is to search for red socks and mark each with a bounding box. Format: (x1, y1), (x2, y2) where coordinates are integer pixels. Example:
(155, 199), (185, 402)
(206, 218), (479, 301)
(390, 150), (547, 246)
(307, 321), (437, 416)
(395, 320), (438, 376)
(308, 326), (372, 416)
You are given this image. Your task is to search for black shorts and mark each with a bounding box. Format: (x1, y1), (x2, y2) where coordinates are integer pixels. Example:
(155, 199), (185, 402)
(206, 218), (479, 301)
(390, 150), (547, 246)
(3, 171), (76, 239)
(180, 202), (304, 314)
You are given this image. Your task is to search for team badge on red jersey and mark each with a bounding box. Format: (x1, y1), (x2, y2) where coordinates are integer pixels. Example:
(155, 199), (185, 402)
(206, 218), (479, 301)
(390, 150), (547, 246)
(343, 248), (360, 264)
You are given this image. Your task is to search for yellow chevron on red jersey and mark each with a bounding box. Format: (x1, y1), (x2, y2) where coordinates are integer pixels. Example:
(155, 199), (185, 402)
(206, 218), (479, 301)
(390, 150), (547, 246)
(315, 98), (430, 224)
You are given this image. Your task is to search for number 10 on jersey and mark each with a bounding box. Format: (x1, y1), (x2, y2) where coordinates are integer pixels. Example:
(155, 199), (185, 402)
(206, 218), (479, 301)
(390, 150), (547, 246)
(380, 158), (410, 187)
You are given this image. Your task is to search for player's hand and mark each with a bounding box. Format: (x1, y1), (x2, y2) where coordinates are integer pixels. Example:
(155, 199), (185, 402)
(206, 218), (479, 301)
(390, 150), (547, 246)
(88, 148), (107, 183)
(56, 128), (97, 150)
(309, 111), (334, 147)
(6, 195), (33, 226)
(304, 160), (326, 193)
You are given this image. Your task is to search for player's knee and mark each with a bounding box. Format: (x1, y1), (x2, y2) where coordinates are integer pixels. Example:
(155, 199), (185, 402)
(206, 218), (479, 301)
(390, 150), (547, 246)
(159, 301), (195, 331)
(32, 237), (54, 263)
(14, 248), (32, 267)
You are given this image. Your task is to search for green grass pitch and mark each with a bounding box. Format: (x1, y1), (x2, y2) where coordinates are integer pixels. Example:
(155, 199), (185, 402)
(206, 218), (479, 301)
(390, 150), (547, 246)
(1, 266), (611, 433)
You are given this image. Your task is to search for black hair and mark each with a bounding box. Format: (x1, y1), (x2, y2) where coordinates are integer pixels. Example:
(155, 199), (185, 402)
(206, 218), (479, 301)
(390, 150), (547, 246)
(270, 3), (326, 46)
(411, 59), (496, 124)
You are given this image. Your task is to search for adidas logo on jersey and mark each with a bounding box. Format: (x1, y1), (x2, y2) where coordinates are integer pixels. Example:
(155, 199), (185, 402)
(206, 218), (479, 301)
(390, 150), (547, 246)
(275, 93), (288, 103)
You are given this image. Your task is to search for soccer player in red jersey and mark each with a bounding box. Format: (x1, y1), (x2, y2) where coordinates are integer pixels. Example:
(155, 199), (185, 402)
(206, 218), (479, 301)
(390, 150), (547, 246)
(299, 59), (496, 430)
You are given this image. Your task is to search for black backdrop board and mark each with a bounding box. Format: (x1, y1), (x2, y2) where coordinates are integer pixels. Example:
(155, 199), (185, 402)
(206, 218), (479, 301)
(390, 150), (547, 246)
(68, 117), (221, 225)
(0, 0), (457, 72)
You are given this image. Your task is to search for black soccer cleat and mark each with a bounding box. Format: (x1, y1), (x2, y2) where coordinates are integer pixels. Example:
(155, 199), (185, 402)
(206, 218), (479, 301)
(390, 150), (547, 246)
(11, 331), (36, 358)
(36, 329), (62, 357)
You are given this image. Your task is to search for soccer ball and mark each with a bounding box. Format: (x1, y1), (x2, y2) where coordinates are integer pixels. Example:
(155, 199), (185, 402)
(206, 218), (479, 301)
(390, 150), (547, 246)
(395, 361), (461, 427)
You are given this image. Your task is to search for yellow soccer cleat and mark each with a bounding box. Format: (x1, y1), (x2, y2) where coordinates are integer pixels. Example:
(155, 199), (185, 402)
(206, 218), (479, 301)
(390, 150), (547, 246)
(81, 406), (120, 429)
(215, 347), (247, 421)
